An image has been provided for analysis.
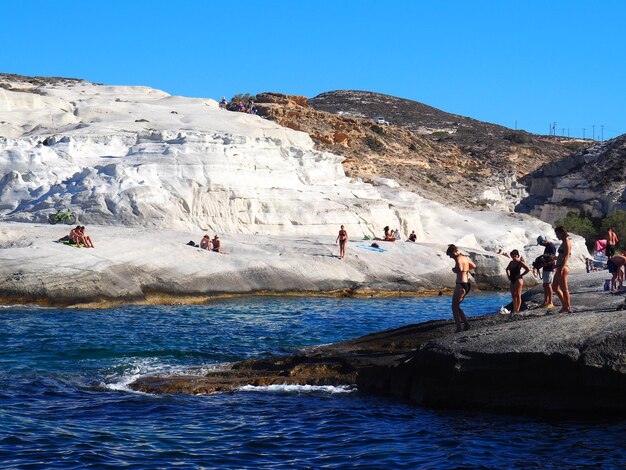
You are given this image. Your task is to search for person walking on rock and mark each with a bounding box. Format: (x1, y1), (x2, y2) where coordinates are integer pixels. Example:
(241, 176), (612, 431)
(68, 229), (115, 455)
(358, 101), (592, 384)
(446, 244), (476, 332)
(537, 235), (557, 307)
(553, 226), (573, 313)
(336, 225), (348, 260)
(506, 249), (530, 313)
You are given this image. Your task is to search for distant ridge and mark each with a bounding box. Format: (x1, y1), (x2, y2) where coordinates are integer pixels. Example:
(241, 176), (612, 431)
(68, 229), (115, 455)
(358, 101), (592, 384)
(257, 90), (576, 210)
(309, 89), (507, 136)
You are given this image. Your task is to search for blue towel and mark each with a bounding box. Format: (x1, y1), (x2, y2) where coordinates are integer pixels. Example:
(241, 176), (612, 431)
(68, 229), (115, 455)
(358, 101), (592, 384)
(356, 244), (386, 253)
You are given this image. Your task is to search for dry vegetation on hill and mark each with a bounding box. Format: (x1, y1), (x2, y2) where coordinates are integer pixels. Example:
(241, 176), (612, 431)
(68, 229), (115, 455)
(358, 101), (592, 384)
(255, 91), (580, 209)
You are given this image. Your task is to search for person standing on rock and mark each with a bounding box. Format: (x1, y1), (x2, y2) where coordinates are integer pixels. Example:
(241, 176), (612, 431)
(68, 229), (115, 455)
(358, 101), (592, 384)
(607, 253), (626, 291)
(553, 226), (572, 313)
(537, 235), (557, 307)
(336, 225), (348, 260)
(506, 249), (530, 313)
(446, 244), (476, 332)
(606, 228), (619, 258)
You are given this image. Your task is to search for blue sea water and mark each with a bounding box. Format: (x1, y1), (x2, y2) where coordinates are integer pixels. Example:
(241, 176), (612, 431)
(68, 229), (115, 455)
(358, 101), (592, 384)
(0, 293), (624, 469)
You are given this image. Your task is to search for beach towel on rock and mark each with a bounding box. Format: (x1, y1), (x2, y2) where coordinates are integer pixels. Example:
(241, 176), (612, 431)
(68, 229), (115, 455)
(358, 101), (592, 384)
(356, 244), (386, 253)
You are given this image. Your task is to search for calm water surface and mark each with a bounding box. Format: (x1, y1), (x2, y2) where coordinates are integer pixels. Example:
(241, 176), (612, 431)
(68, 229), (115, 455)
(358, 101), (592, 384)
(1, 294), (624, 469)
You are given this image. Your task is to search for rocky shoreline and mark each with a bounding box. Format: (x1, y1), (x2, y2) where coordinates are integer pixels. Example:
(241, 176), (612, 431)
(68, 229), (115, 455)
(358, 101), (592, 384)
(130, 271), (626, 415)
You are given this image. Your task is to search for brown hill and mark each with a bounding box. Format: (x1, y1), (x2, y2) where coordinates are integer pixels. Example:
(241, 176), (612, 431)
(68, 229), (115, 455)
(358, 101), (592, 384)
(255, 91), (579, 209)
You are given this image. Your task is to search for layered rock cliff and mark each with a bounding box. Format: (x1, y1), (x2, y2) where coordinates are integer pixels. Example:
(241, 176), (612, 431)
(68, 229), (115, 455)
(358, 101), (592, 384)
(517, 134), (626, 222)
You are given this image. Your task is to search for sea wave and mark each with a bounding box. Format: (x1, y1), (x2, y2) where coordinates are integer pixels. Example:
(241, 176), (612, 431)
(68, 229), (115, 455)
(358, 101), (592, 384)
(237, 384), (356, 394)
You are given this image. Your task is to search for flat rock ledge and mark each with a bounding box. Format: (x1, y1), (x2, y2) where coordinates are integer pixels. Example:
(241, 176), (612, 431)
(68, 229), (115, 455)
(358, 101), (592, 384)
(130, 272), (626, 415)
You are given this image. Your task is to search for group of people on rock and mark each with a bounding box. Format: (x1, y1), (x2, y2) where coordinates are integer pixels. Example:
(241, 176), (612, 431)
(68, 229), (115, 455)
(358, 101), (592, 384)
(446, 225), (574, 332)
(189, 234), (222, 253)
(218, 96), (256, 114)
(335, 226), (419, 260)
(67, 225), (95, 248)
(506, 226), (573, 314)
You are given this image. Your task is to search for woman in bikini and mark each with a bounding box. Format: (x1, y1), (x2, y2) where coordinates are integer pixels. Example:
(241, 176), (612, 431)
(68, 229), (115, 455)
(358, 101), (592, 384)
(335, 225), (348, 260)
(553, 226), (573, 313)
(446, 244), (476, 332)
(506, 249), (530, 313)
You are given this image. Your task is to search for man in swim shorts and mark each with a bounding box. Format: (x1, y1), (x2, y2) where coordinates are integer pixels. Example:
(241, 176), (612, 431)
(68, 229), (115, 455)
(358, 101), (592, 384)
(446, 244), (476, 332)
(608, 254), (626, 291)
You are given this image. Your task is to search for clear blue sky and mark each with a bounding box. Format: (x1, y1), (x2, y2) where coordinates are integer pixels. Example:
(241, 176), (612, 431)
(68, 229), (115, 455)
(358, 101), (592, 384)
(3, 1), (625, 140)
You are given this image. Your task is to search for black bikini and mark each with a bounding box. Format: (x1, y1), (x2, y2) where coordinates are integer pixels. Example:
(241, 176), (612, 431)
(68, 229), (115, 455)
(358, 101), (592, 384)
(457, 282), (471, 294)
(509, 262), (522, 284)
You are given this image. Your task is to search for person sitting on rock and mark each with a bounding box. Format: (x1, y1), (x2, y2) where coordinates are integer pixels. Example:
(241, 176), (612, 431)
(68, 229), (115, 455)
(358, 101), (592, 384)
(212, 234), (222, 253)
(392, 228), (401, 239)
(408, 230), (417, 242)
(382, 226), (396, 242)
(69, 226), (81, 245)
(78, 226), (95, 248)
(219, 96), (227, 109)
(200, 234), (213, 251)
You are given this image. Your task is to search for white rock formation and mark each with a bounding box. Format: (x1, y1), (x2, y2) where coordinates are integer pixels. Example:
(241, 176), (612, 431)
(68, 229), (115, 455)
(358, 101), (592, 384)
(0, 75), (589, 304)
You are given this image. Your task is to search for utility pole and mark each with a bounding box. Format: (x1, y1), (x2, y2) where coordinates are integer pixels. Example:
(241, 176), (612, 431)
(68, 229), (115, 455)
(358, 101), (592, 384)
(592, 125), (596, 141)
(567, 128), (570, 137)
(583, 128), (586, 139)
(601, 125), (604, 142)
(561, 128), (565, 136)
(515, 120), (517, 130)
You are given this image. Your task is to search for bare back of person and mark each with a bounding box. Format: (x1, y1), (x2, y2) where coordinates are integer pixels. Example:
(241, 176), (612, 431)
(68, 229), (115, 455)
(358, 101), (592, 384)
(454, 254), (474, 283)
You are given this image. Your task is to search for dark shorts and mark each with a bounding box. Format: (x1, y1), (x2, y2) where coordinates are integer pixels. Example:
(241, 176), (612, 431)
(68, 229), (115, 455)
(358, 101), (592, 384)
(606, 245), (616, 257)
(608, 258), (618, 274)
(457, 282), (471, 294)
(339, 240), (346, 247)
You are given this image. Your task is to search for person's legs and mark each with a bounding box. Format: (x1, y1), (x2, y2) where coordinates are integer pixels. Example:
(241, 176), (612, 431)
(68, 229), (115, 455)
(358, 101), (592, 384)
(453, 286), (470, 331)
(510, 282), (517, 312)
(513, 279), (523, 312)
(451, 286), (467, 332)
(542, 271), (554, 306)
(552, 269), (564, 307)
(559, 267), (571, 312)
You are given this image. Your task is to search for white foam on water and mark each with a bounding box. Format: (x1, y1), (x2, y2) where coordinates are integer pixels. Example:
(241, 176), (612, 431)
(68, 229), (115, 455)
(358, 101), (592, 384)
(102, 357), (189, 393)
(237, 384), (355, 394)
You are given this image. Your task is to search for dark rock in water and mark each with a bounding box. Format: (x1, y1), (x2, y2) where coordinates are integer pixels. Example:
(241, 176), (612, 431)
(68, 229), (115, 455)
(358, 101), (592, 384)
(360, 309), (625, 413)
(131, 273), (626, 415)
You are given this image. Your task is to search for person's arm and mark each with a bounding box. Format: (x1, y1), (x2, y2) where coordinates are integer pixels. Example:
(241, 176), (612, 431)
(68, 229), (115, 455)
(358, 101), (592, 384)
(505, 263), (511, 280)
(520, 261), (531, 277)
(335, 233), (339, 244)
